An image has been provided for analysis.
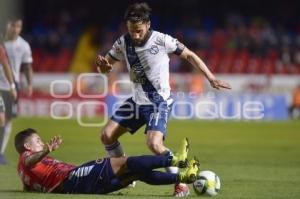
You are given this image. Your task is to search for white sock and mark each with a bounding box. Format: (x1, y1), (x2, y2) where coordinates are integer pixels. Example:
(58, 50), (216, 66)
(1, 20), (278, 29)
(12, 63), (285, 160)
(105, 141), (125, 157)
(166, 166), (179, 174)
(1, 122), (12, 154)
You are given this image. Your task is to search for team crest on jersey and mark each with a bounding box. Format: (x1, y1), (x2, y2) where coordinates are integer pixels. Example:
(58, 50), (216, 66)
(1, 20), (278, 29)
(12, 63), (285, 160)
(130, 64), (146, 84)
(149, 45), (159, 55)
(115, 46), (121, 53)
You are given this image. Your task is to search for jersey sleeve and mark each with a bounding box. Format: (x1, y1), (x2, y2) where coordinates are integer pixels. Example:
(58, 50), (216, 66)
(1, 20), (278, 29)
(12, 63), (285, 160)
(107, 37), (125, 61)
(21, 42), (33, 64)
(164, 34), (185, 55)
(0, 46), (8, 64)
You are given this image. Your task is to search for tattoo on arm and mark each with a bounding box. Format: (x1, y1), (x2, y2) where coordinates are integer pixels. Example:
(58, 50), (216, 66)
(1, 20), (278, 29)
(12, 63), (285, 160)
(24, 146), (50, 167)
(22, 63), (33, 86)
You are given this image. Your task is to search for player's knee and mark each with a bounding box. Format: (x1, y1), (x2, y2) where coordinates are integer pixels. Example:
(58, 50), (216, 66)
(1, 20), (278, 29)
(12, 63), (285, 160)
(100, 128), (116, 145)
(147, 140), (163, 155)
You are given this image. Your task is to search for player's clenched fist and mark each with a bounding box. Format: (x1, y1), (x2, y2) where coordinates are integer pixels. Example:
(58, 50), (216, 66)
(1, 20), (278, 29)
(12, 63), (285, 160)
(95, 55), (113, 73)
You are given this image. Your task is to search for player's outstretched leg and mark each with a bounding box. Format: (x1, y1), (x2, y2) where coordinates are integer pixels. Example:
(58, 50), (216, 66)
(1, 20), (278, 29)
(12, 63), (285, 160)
(171, 138), (189, 168)
(138, 164), (200, 186)
(126, 155), (173, 173)
(134, 158), (200, 186)
(126, 138), (189, 173)
(178, 157), (201, 184)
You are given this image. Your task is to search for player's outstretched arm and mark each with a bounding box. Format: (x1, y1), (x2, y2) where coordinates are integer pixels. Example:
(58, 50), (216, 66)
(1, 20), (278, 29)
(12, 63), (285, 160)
(24, 136), (62, 167)
(95, 54), (117, 74)
(180, 48), (231, 90)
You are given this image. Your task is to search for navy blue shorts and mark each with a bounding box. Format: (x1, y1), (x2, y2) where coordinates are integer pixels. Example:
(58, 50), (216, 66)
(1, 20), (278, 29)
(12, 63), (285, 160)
(61, 158), (123, 194)
(111, 98), (173, 136)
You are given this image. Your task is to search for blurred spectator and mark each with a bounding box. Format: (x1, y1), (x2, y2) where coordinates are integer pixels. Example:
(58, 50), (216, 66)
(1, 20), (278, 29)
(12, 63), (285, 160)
(289, 84), (300, 119)
(20, 0), (300, 74)
(69, 27), (100, 73)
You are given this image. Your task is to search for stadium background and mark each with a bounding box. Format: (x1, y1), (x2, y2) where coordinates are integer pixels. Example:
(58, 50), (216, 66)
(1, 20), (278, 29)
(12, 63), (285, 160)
(1, 0), (300, 198)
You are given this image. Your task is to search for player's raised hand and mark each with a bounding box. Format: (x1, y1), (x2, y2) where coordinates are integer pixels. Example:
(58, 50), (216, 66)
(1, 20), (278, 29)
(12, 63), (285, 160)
(46, 135), (62, 152)
(95, 55), (113, 73)
(209, 79), (231, 90)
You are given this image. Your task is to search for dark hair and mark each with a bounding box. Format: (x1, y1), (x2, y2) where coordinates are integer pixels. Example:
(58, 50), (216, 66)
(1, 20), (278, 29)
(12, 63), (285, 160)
(15, 128), (37, 154)
(124, 2), (151, 23)
(6, 15), (22, 23)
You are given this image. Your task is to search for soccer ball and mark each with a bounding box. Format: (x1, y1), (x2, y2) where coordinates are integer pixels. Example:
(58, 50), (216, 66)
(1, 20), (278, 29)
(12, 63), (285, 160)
(193, 170), (221, 196)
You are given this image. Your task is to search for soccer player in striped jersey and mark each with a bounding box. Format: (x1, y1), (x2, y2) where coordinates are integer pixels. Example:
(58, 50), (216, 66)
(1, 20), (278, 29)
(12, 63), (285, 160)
(95, 2), (231, 196)
(15, 128), (199, 194)
(0, 16), (33, 161)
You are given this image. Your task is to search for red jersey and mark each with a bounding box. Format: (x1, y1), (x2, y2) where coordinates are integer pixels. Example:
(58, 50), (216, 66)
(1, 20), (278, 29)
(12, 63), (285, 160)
(0, 45), (8, 63)
(17, 151), (76, 192)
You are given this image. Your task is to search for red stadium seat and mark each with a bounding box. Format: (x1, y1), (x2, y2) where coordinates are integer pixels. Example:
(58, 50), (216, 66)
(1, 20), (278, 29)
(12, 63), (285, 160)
(55, 49), (72, 72)
(32, 48), (43, 72)
(232, 50), (249, 73)
(266, 49), (279, 62)
(31, 49), (73, 72)
(207, 50), (221, 73)
(43, 56), (56, 72)
(247, 57), (262, 74)
(218, 50), (236, 73)
(260, 58), (275, 74)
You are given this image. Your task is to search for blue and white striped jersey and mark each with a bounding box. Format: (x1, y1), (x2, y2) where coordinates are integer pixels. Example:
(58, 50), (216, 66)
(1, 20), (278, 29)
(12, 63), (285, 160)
(108, 30), (184, 105)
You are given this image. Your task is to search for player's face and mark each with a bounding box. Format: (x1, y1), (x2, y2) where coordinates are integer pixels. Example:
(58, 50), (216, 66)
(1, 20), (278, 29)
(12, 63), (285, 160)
(6, 20), (23, 38)
(127, 21), (150, 45)
(25, 133), (45, 152)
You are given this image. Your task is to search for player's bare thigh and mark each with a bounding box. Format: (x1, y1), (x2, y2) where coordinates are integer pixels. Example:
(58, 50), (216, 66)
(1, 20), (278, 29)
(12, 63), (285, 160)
(100, 119), (128, 145)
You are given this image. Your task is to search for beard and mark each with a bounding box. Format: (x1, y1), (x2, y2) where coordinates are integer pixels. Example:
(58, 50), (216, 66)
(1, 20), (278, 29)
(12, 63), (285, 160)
(131, 30), (151, 46)
(132, 38), (144, 46)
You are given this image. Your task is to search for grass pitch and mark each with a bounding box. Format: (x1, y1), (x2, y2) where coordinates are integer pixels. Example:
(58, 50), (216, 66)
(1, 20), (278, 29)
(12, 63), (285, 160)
(0, 117), (300, 199)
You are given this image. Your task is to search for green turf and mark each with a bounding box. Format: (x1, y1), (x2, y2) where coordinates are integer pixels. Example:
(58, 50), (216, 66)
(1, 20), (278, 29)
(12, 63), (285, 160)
(1, 117), (300, 199)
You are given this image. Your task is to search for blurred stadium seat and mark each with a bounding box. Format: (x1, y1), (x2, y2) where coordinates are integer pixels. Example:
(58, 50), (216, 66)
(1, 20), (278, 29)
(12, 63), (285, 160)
(20, 0), (300, 75)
